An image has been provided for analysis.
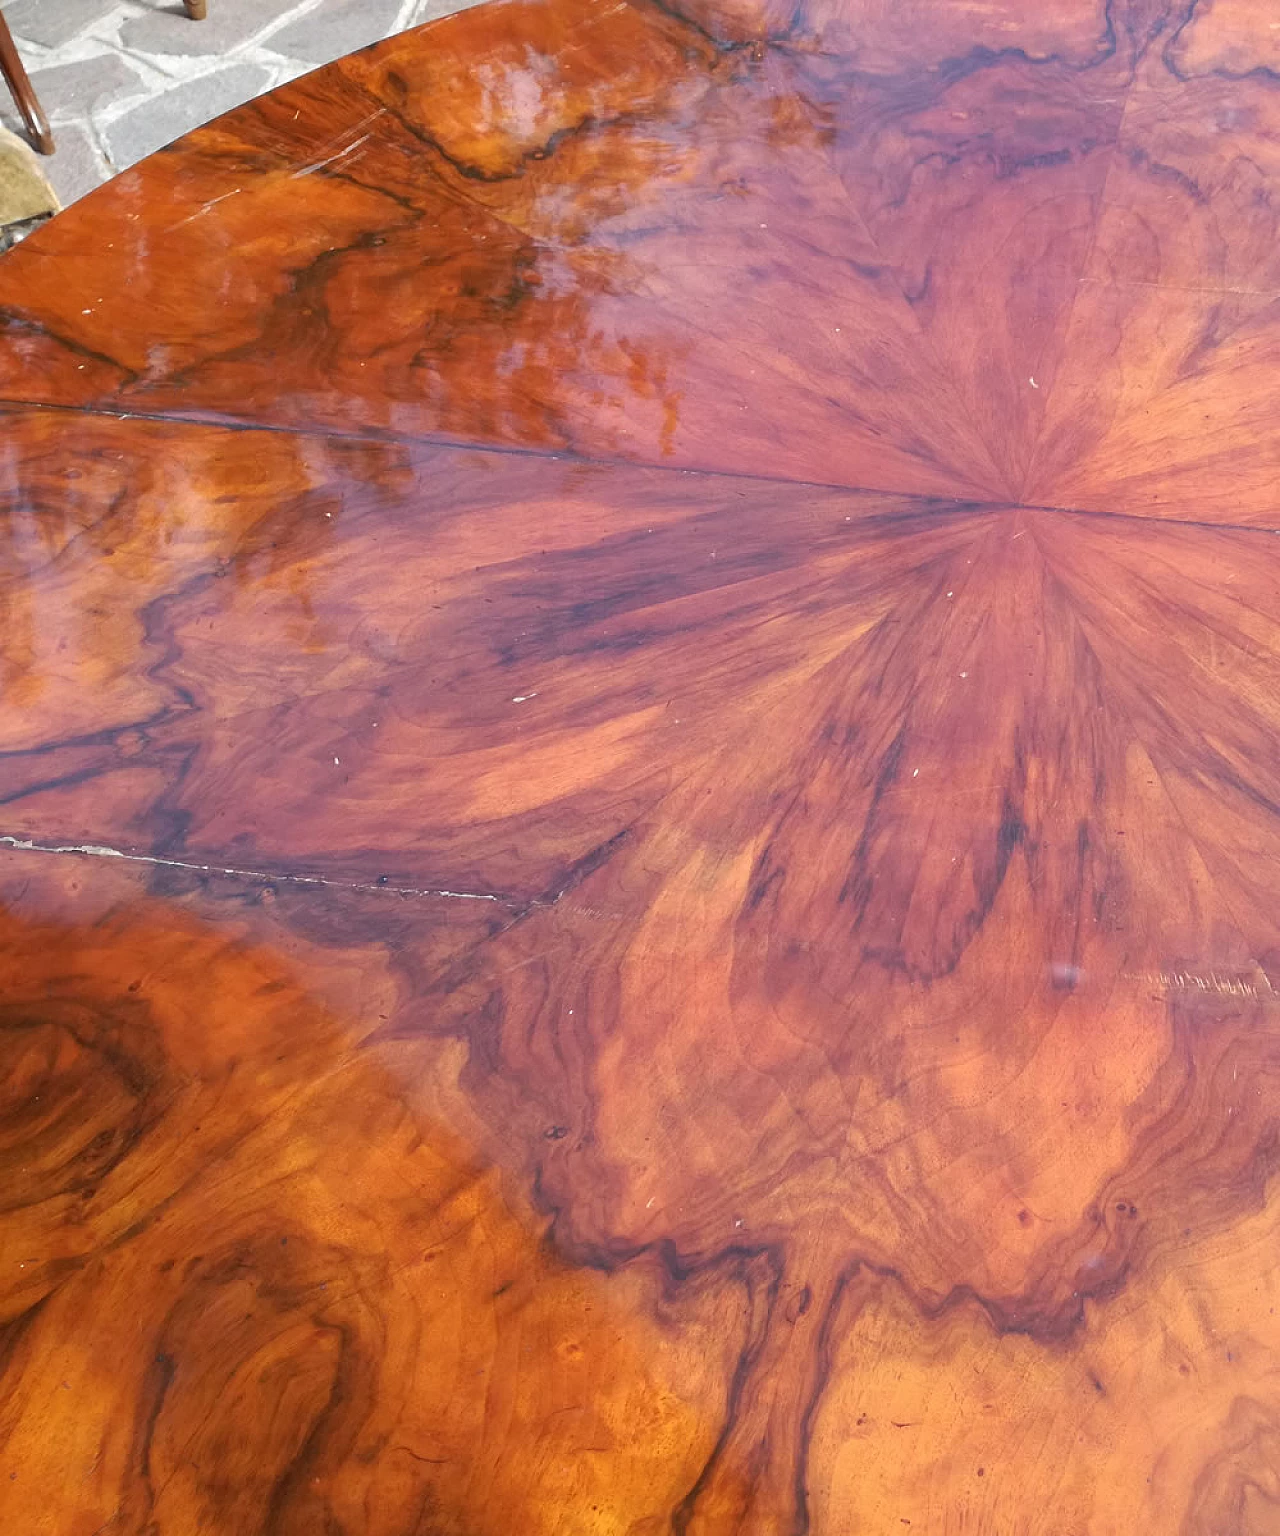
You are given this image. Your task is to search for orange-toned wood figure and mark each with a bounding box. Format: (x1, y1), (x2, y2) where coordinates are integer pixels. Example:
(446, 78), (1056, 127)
(1, 1), (1280, 1532)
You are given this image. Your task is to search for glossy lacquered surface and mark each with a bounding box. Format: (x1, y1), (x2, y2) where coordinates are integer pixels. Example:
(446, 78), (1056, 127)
(3, 2), (1280, 1532)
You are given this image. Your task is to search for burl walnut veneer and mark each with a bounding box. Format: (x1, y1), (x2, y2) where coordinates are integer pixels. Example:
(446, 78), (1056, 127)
(2, 1), (1280, 1532)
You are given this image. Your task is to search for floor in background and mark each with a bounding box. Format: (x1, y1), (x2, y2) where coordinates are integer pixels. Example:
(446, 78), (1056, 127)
(0, 0), (474, 209)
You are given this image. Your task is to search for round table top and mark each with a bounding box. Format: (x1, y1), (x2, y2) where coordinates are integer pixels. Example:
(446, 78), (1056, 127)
(3, 0), (1280, 1530)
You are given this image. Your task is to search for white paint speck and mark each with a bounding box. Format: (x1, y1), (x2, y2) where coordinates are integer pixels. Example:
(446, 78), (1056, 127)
(960, 672), (968, 679)
(512, 693), (537, 703)
(913, 768), (919, 778)
(1029, 377), (1039, 388)
(334, 756), (340, 765)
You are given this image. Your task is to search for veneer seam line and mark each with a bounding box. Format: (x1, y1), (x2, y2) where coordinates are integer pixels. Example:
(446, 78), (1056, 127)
(0, 834), (513, 906)
(3, 406), (1274, 534)
(0, 397), (997, 506)
(1017, 21), (1145, 503)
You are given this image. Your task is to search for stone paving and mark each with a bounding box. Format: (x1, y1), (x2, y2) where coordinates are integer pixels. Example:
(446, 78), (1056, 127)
(2, 0), (475, 209)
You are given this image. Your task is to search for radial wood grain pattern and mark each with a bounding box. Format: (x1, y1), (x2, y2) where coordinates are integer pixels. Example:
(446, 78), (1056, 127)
(3, 2), (1280, 1534)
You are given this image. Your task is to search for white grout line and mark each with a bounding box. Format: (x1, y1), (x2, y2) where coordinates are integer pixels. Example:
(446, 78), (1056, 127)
(14, 0), (473, 206)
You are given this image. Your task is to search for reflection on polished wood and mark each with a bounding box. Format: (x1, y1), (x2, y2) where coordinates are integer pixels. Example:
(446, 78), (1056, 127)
(3, 1), (1280, 1532)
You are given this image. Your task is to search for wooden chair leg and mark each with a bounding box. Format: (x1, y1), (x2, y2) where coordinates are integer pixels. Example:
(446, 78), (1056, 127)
(0, 10), (53, 155)
(184, 0), (207, 17)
